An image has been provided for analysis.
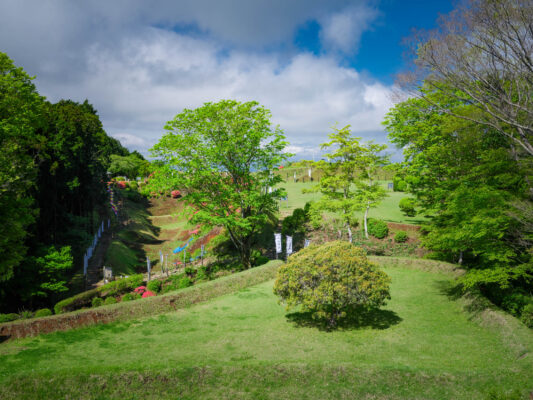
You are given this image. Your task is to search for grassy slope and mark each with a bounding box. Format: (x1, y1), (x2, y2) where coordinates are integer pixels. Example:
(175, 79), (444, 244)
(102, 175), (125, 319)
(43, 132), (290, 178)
(279, 181), (426, 224)
(1, 262), (531, 399)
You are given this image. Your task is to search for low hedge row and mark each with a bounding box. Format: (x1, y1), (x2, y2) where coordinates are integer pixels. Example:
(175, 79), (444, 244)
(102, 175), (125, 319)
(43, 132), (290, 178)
(54, 274), (144, 314)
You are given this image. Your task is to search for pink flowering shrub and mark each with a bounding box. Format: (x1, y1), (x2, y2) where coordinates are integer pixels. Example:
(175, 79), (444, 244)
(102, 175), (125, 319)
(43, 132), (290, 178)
(142, 290), (156, 298)
(171, 190), (181, 198)
(133, 286), (146, 294)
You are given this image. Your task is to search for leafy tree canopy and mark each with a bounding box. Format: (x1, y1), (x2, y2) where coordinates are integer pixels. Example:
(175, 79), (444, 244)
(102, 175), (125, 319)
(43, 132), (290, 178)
(151, 100), (289, 268)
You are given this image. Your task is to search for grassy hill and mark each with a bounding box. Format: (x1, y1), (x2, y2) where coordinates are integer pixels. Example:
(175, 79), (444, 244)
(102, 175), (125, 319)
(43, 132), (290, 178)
(1, 258), (531, 399)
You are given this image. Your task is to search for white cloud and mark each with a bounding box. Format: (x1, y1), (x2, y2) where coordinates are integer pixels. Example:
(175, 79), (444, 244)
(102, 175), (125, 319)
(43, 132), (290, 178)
(0, 0), (392, 158)
(320, 4), (379, 53)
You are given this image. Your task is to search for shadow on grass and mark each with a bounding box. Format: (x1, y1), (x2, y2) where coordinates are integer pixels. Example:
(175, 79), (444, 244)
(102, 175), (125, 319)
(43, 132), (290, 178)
(435, 279), (496, 317)
(286, 306), (402, 331)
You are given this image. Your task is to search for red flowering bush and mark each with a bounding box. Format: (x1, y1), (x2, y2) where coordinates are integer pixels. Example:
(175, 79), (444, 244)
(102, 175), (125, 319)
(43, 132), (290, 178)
(171, 190), (181, 198)
(133, 286), (146, 294)
(142, 290), (156, 298)
(117, 181), (127, 189)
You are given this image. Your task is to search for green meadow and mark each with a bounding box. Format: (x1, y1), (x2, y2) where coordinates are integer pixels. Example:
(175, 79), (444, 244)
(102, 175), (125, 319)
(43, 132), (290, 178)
(1, 261), (531, 399)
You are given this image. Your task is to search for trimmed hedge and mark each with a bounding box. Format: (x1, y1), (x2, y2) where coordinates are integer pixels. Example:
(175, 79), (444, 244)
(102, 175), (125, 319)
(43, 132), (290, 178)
(0, 313), (19, 323)
(54, 274), (144, 314)
(34, 309), (53, 318)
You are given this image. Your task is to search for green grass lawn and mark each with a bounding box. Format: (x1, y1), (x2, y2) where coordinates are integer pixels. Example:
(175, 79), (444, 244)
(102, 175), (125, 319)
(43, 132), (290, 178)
(1, 263), (531, 399)
(279, 181), (427, 224)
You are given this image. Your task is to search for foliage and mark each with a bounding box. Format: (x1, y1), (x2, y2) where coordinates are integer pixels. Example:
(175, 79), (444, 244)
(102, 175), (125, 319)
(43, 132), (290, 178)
(274, 241), (391, 328)
(403, 0), (533, 159)
(108, 153), (149, 179)
(521, 304), (533, 328)
(0, 313), (19, 323)
(394, 231), (408, 243)
(367, 219), (389, 239)
(393, 176), (407, 192)
(147, 280), (162, 293)
(308, 125), (388, 242)
(128, 180), (138, 191)
(29, 246), (73, 300)
(281, 208), (308, 235)
(150, 100), (289, 269)
(384, 89), (532, 298)
(398, 197), (416, 217)
(121, 293), (140, 302)
(0, 52), (43, 283)
(178, 277), (193, 289)
(91, 297), (103, 308)
(104, 297), (117, 305)
(54, 274), (144, 313)
(34, 308), (53, 318)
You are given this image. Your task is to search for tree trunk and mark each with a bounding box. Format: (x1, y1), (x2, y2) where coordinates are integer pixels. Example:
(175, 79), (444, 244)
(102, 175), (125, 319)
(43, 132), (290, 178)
(364, 204), (370, 239)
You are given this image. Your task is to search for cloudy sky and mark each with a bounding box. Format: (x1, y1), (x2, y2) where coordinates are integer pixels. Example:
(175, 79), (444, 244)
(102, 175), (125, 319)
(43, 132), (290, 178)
(0, 0), (452, 159)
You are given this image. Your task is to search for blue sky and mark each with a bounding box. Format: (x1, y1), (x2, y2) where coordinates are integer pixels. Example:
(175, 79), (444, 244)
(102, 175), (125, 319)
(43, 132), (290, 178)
(0, 0), (453, 160)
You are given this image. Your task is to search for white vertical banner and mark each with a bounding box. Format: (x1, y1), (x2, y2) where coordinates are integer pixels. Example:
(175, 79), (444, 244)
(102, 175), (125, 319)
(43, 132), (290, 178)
(304, 239), (310, 248)
(274, 233), (282, 254)
(308, 168), (312, 178)
(286, 236), (293, 256)
(268, 187), (272, 193)
(293, 172), (296, 181)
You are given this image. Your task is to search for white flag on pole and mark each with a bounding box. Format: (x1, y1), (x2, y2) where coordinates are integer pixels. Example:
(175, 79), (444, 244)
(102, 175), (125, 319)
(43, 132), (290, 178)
(286, 236), (293, 256)
(274, 233), (282, 254)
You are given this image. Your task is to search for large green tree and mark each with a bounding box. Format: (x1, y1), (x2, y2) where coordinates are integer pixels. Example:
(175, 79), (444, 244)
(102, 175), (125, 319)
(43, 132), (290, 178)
(151, 100), (289, 268)
(0, 52), (44, 282)
(384, 90), (531, 292)
(309, 125), (388, 241)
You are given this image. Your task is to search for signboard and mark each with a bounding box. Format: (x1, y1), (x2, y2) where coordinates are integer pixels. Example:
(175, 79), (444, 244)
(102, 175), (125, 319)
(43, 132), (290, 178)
(274, 233), (282, 254)
(286, 236), (293, 256)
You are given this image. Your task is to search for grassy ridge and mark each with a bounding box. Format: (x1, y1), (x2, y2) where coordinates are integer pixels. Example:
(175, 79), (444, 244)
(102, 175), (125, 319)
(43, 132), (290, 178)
(1, 260), (531, 399)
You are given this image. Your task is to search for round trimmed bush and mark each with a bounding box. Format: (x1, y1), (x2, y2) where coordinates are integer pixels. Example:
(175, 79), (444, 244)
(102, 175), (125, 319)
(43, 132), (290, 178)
(395, 231), (409, 243)
(34, 308), (53, 318)
(273, 241), (391, 328)
(104, 297), (117, 305)
(147, 280), (162, 293)
(399, 197), (416, 217)
(91, 297), (104, 308)
(367, 219), (389, 239)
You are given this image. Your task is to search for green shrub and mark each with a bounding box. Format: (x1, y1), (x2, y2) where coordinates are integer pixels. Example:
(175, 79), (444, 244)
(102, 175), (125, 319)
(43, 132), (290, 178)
(393, 176), (407, 192)
(395, 231), (409, 243)
(92, 297), (104, 308)
(115, 176), (126, 181)
(196, 267), (210, 282)
(178, 277), (193, 289)
(54, 274), (144, 314)
(34, 308), (53, 318)
(282, 207), (307, 235)
(399, 197), (416, 217)
(147, 280), (162, 293)
(520, 303), (533, 328)
(121, 293), (134, 302)
(0, 313), (20, 323)
(184, 267), (196, 277)
(20, 310), (34, 319)
(274, 241), (391, 328)
(367, 219), (389, 239)
(501, 292), (531, 317)
(104, 297), (117, 305)
(128, 181), (138, 190)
